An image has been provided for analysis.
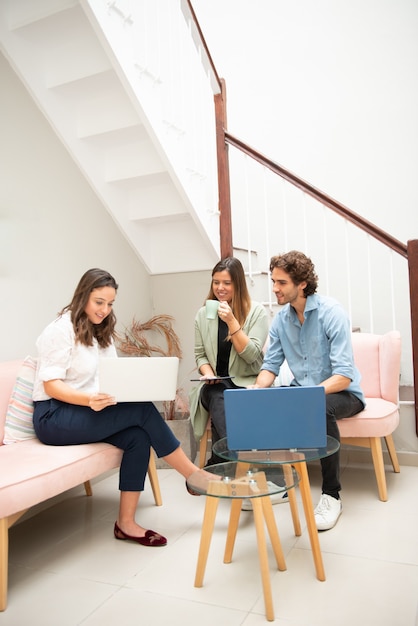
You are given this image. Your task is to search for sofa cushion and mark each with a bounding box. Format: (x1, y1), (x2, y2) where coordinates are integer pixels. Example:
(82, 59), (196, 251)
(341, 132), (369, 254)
(0, 438), (123, 518)
(338, 398), (400, 438)
(3, 356), (37, 444)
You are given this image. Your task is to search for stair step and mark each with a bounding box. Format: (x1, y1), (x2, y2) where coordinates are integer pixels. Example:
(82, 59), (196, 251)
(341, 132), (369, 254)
(8, 0), (77, 31)
(105, 137), (165, 183)
(0, 0), (220, 274)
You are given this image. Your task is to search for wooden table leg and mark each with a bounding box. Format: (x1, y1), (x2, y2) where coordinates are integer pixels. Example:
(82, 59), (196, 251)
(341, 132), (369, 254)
(282, 463), (301, 536)
(224, 498), (242, 563)
(252, 498), (275, 621)
(194, 497), (219, 587)
(261, 496), (286, 571)
(294, 462), (326, 581)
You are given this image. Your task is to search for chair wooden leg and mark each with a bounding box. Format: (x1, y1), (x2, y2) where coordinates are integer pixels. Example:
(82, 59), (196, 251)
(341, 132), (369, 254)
(385, 434), (400, 473)
(0, 518), (8, 611)
(148, 450), (162, 506)
(199, 429), (209, 469)
(370, 437), (388, 502)
(83, 481), (93, 496)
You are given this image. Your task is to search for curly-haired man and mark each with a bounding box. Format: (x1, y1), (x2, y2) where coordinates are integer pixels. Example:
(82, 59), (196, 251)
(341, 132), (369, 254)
(253, 251), (365, 530)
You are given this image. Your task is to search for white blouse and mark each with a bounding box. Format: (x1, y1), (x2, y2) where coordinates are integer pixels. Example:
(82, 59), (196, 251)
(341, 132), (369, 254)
(33, 311), (117, 401)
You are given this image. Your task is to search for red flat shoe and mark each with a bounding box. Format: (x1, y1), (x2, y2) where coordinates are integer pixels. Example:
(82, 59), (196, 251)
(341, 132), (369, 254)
(114, 522), (167, 547)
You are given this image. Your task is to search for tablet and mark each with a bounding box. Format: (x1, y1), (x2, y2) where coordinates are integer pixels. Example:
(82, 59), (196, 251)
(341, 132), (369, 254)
(190, 376), (235, 381)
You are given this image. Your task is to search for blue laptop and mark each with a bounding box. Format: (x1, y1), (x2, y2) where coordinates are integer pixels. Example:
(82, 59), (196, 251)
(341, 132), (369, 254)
(224, 386), (327, 450)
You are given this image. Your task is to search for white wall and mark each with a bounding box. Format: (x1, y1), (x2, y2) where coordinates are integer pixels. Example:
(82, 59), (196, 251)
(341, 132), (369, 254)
(150, 269), (212, 397)
(0, 52), (152, 360)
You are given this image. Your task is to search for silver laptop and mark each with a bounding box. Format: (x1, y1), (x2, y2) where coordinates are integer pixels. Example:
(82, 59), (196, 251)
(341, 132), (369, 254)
(98, 356), (179, 402)
(224, 386), (327, 450)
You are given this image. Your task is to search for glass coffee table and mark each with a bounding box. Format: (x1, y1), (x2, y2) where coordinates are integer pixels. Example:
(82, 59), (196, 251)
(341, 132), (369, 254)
(212, 436), (340, 583)
(187, 462), (299, 622)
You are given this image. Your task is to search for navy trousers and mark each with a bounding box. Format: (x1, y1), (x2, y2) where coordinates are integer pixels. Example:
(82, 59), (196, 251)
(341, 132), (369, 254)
(33, 399), (180, 492)
(200, 380), (235, 464)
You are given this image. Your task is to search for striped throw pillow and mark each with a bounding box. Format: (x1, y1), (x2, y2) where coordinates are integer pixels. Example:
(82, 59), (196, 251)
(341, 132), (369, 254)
(3, 356), (37, 444)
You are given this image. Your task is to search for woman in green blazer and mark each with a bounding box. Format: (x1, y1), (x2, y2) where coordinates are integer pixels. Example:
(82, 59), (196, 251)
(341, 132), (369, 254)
(189, 257), (269, 464)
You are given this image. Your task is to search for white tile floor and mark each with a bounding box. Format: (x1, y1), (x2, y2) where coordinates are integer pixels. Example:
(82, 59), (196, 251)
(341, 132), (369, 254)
(3, 458), (418, 625)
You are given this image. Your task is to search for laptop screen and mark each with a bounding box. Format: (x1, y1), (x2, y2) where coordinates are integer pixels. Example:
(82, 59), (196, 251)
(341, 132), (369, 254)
(224, 386), (326, 450)
(98, 356), (179, 402)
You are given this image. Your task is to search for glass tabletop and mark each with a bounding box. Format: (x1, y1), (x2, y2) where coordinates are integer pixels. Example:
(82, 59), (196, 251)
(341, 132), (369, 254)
(212, 435), (340, 465)
(187, 462), (299, 499)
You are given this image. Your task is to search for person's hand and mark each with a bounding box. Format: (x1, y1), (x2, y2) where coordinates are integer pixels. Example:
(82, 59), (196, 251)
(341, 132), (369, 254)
(217, 300), (234, 324)
(199, 375), (221, 385)
(89, 393), (117, 411)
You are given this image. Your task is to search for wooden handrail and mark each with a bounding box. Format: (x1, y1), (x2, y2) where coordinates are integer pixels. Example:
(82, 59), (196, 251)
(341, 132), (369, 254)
(183, 0), (222, 94)
(215, 81), (233, 258)
(225, 131), (408, 259)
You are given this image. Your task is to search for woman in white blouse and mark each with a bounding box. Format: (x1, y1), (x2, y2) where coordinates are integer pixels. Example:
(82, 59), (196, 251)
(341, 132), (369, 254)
(33, 268), (204, 548)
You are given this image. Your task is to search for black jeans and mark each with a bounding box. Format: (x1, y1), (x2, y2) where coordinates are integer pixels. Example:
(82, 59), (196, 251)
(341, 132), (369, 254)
(322, 391), (365, 499)
(200, 381), (234, 465)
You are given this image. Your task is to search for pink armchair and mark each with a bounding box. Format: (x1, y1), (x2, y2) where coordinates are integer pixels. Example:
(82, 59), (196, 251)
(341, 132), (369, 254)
(338, 331), (401, 501)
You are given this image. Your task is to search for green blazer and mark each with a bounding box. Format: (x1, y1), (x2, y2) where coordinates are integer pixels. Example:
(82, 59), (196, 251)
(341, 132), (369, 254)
(189, 301), (269, 440)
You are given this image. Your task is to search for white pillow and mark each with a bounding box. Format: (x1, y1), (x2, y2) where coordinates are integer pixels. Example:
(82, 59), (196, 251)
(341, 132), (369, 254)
(3, 356), (37, 444)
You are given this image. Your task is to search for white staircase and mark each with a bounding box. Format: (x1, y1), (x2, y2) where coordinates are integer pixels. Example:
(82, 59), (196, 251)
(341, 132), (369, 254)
(0, 0), (221, 274)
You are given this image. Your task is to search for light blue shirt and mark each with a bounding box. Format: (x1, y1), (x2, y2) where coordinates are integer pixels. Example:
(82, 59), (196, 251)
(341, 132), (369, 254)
(262, 294), (364, 403)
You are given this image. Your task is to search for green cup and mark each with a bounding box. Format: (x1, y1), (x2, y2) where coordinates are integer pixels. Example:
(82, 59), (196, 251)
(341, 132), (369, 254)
(206, 299), (220, 319)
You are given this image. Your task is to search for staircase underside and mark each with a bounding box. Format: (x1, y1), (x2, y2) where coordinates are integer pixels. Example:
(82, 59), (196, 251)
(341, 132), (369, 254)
(0, 0), (220, 274)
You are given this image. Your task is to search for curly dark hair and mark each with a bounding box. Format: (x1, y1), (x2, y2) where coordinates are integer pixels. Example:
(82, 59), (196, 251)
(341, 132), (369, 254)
(269, 251), (318, 297)
(59, 268), (118, 348)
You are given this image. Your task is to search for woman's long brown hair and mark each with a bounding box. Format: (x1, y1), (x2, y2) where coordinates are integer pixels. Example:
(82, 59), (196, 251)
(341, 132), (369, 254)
(206, 257), (251, 330)
(60, 268), (118, 348)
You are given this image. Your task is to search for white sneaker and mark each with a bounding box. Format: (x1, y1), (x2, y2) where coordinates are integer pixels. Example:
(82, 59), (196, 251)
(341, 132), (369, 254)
(241, 482), (289, 511)
(314, 494), (342, 531)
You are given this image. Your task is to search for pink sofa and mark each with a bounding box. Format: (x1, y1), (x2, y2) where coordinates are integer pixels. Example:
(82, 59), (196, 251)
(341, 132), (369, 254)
(0, 359), (126, 612)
